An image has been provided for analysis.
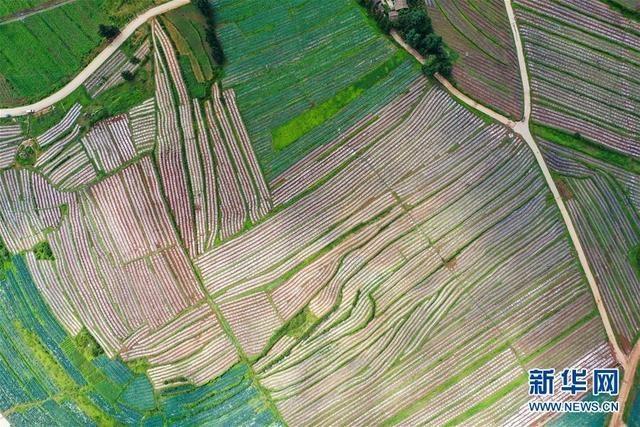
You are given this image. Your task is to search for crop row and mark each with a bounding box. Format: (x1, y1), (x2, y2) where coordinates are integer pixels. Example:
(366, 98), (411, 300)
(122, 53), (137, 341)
(81, 114), (137, 173)
(541, 140), (640, 349)
(426, 0), (523, 118)
(515, 0), (640, 156)
(85, 39), (151, 98)
(153, 20), (273, 254)
(0, 124), (21, 169)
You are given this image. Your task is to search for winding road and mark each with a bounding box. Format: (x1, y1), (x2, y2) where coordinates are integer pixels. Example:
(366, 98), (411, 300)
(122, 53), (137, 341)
(0, 0), (190, 117)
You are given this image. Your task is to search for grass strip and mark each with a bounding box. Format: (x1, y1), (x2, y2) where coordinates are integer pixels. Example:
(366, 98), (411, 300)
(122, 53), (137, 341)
(271, 51), (406, 150)
(533, 123), (640, 175)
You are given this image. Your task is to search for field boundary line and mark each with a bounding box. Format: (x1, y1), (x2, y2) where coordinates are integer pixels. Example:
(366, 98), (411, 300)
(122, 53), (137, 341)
(0, 0), (76, 26)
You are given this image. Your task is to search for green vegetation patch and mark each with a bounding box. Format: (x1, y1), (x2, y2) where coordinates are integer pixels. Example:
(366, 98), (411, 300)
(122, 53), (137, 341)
(32, 240), (54, 261)
(283, 307), (318, 339)
(120, 376), (156, 412)
(630, 245), (640, 279)
(126, 358), (151, 375)
(74, 328), (105, 360)
(177, 55), (210, 99)
(533, 123), (640, 174)
(271, 51), (406, 150)
(599, 0), (640, 22)
(164, 3), (217, 81)
(14, 140), (38, 167)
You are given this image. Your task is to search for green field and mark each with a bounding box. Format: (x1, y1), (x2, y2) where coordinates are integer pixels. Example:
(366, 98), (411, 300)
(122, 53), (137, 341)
(0, 0), (166, 107)
(214, 0), (420, 181)
(163, 3), (216, 83)
(0, 0), (50, 19)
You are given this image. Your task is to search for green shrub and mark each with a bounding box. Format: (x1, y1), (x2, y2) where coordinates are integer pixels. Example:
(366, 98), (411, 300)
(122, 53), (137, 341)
(75, 328), (104, 359)
(15, 142), (38, 166)
(33, 241), (55, 261)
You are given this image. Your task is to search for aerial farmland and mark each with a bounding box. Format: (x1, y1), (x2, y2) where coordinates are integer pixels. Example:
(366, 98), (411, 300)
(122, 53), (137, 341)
(0, 0), (638, 425)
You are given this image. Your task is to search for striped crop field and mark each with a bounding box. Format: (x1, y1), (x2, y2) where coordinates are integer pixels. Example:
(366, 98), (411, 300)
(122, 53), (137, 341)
(195, 81), (614, 425)
(540, 140), (640, 351)
(0, 255), (279, 425)
(0, 0), (637, 425)
(515, 0), (640, 157)
(212, 0), (420, 181)
(426, 0), (524, 119)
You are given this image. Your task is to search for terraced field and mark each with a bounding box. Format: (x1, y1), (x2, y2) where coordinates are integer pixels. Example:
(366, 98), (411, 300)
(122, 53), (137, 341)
(0, 0), (637, 425)
(425, 0), (523, 119)
(512, 0), (640, 351)
(196, 81), (614, 426)
(540, 141), (640, 351)
(0, 256), (280, 425)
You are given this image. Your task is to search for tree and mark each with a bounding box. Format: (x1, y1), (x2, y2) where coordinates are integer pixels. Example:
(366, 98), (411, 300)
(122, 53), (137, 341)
(121, 70), (135, 81)
(422, 33), (442, 54)
(421, 55), (440, 77)
(33, 241), (55, 261)
(98, 24), (120, 40)
(206, 28), (225, 65)
(397, 8), (431, 35)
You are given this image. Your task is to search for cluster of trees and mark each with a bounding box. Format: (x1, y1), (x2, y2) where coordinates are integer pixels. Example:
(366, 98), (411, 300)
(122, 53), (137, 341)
(356, 0), (393, 33)
(356, 0), (455, 77)
(395, 8), (454, 77)
(98, 24), (120, 40)
(0, 238), (9, 265)
(194, 0), (225, 66)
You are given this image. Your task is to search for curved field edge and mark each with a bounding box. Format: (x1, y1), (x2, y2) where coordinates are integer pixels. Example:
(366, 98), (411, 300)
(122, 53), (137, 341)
(0, 255), (281, 426)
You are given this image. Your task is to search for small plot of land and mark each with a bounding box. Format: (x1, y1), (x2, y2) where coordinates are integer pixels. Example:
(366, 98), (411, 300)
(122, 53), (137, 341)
(426, 0), (523, 119)
(213, 0), (419, 180)
(162, 2), (217, 98)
